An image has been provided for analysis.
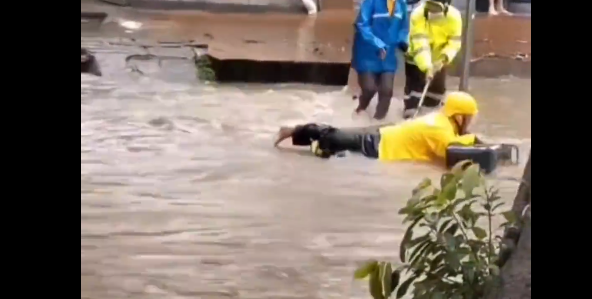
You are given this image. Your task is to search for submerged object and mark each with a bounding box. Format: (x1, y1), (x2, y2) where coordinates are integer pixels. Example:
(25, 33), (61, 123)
(81, 48), (102, 77)
(446, 144), (519, 174)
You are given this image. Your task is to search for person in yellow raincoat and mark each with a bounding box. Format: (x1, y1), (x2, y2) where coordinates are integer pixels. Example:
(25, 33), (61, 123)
(402, 0), (463, 119)
(274, 91), (481, 164)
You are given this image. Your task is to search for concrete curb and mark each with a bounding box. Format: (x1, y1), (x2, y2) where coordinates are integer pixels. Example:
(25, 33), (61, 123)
(81, 11), (108, 19)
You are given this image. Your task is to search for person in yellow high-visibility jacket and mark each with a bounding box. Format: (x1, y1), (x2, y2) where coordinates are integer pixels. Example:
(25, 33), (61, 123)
(273, 91), (481, 165)
(402, 0), (463, 119)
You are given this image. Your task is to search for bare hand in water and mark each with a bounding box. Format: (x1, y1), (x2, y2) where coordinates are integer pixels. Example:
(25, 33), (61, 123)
(274, 126), (295, 147)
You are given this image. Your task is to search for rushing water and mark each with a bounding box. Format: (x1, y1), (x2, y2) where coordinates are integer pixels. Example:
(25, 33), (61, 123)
(81, 35), (530, 298)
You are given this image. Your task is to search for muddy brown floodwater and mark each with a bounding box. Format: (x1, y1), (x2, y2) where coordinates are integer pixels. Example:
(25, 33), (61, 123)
(81, 6), (531, 299)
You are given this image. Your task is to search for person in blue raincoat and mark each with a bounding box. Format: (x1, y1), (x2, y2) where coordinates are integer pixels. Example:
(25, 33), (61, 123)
(351, 0), (409, 120)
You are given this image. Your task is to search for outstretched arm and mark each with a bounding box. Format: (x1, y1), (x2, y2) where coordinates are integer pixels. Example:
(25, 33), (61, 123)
(274, 126), (297, 147)
(274, 124), (327, 147)
(426, 129), (477, 159)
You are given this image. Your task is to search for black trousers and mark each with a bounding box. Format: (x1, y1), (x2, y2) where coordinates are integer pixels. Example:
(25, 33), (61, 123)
(290, 123), (381, 159)
(357, 72), (395, 120)
(403, 62), (446, 111)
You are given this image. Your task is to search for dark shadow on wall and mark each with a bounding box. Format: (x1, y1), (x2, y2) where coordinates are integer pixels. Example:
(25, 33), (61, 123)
(207, 56), (350, 86)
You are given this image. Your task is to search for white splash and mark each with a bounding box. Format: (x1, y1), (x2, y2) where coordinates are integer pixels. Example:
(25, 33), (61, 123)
(118, 19), (143, 30)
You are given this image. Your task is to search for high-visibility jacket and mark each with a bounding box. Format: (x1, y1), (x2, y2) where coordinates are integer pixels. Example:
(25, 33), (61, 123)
(406, 3), (463, 72)
(351, 0), (409, 73)
(377, 111), (476, 162)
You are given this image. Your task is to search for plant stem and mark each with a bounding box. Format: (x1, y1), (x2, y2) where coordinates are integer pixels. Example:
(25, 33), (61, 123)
(450, 213), (480, 263)
(485, 187), (494, 266)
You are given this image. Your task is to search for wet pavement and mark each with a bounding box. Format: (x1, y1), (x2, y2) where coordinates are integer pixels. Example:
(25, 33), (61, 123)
(81, 4), (531, 299)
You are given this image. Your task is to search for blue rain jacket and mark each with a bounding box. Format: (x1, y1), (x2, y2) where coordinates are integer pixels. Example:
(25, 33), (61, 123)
(351, 0), (410, 74)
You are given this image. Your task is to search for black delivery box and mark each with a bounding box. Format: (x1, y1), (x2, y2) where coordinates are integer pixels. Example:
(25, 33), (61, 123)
(446, 144), (518, 174)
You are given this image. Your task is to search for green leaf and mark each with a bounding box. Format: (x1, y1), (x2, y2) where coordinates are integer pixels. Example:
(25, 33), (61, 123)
(461, 164), (481, 197)
(397, 206), (413, 215)
(428, 264), (449, 279)
(450, 197), (477, 211)
(354, 260), (378, 279)
(458, 204), (479, 227)
(410, 243), (434, 268)
(438, 178), (458, 203)
(445, 251), (461, 271)
(409, 233), (431, 248)
(388, 269), (401, 298)
(431, 292), (445, 299)
(440, 173), (456, 189)
(396, 275), (416, 299)
(488, 188), (501, 201)
(422, 194), (438, 204)
(409, 239), (431, 265)
(492, 202), (505, 211)
(456, 247), (471, 260)
(381, 262), (394, 298)
(462, 266), (476, 284)
(424, 212), (439, 226)
(369, 266), (385, 299)
(437, 218), (453, 234)
(429, 252), (445, 269)
(451, 160), (472, 176)
(472, 227), (487, 240)
(502, 211), (518, 224)
(445, 223), (459, 236)
(412, 178), (432, 197)
(467, 240), (486, 253)
(443, 232), (457, 250)
(400, 217), (422, 263)
(432, 188), (441, 196)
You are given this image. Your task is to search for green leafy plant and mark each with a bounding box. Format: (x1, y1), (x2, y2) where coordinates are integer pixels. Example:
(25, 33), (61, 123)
(195, 56), (216, 81)
(354, 161), (518, 299)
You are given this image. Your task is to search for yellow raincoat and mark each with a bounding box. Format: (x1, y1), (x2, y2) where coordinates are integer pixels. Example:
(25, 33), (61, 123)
(407, 3), (463, 72)
(377, 112), (476, 162)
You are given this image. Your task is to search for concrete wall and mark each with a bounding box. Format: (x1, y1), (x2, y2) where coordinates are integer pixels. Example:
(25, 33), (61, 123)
(99, 0), (530, 14)
(100, 0), (314, 13)
(452, 0), (531, 14)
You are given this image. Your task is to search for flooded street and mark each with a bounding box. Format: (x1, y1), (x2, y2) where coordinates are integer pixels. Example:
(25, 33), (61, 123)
(81, 14), (531, 299)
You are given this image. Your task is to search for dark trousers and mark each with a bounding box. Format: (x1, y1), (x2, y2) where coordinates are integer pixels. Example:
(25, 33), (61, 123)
(403, 62), (446, 111)
(357, 72), (395, 120)
(290, 123), (381, 159)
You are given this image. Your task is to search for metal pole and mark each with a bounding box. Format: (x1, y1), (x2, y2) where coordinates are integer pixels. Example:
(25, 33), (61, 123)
(459, 0), (476, 91)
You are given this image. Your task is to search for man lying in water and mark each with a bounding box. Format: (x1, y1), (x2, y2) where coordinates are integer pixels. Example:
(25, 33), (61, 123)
(274, 91), (483, 163)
